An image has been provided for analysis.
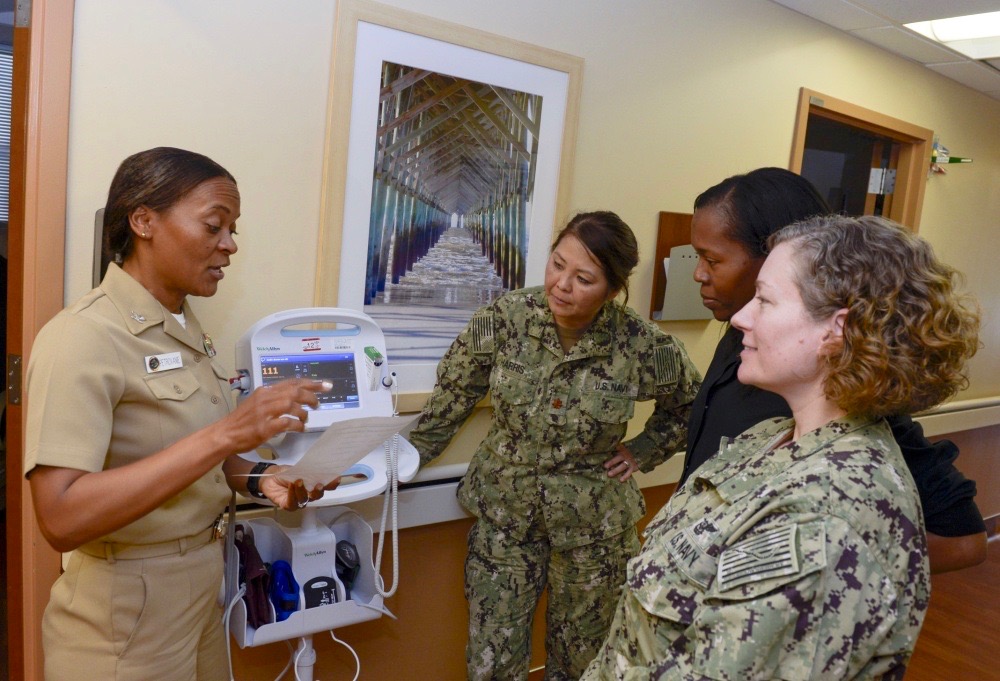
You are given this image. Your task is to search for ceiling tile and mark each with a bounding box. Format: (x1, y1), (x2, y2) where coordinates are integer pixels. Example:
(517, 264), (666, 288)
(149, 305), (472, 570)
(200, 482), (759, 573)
(847, 0), (1000, 24)
(768, 0), (1000, 100)
(769, 0), (890, 30)
(925, 60), (1000, 93)
(850, 25), (966, 63)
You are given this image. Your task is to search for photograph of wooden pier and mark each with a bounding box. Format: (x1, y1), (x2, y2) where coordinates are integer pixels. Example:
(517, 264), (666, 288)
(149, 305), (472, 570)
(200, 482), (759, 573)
(363, 61), (543, 364)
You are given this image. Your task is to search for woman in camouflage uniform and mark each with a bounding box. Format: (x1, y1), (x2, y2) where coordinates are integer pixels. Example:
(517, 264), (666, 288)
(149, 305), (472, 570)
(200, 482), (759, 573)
(583, 215), (980, 680)
(407, 211), (701, 680)
(682, 167), (986, 573)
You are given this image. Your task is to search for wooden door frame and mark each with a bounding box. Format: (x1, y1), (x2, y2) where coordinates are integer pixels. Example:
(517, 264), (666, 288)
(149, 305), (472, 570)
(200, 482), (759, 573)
(6, 1), (74, 678)
(790, 87), (933, 230)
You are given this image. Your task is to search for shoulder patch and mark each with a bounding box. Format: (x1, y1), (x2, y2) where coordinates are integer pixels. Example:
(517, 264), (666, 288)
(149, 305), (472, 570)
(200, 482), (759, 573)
(470, 311), (494, 355)
(653, 343), (679, 387)
(717, 524), (799, 592)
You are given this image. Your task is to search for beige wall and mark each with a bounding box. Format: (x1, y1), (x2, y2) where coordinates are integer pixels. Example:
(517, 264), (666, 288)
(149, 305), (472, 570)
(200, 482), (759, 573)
(65, 0), (1000, 399)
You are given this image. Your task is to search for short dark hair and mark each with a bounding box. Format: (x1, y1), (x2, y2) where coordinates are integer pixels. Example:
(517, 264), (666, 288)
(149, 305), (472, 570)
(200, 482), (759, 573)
(553, 211), (639, 308)
(103, 147), (236, 264)
(694, 167), (829, 259)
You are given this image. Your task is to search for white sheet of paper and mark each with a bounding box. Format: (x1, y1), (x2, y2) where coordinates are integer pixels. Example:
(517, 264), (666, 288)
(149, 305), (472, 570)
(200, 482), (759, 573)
(274, 414), (419, 487)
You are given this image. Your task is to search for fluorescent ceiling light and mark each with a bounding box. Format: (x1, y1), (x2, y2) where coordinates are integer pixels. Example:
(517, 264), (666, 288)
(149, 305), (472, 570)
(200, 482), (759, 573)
(906, 11), (1000, 59)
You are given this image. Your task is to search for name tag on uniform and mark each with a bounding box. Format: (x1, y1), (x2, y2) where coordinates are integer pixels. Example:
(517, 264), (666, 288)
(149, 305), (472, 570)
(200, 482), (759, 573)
(667, 523), (720, 588)
(593, 379), (638, 398)
(145, 352), (183, 373)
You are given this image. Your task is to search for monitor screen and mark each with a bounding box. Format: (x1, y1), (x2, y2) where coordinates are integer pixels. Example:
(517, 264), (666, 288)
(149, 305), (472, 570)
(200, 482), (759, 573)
(260, 353), (360, 411)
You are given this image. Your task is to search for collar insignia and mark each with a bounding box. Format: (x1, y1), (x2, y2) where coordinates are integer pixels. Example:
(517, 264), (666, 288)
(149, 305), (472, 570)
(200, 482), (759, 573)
(203, 333), (217, 358)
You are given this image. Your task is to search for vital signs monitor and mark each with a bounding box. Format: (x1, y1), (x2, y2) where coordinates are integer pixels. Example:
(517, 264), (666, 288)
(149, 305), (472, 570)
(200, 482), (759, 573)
(225, 308), (420, 680)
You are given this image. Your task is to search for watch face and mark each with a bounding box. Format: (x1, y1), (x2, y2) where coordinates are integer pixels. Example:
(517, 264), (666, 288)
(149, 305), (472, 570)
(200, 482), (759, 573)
(336, 540), (358, 567)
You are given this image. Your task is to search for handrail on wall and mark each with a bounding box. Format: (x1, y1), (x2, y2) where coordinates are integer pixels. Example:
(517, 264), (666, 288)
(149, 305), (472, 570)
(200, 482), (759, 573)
(915, 396), (1000, 438)
(920, 396), (1000, 415)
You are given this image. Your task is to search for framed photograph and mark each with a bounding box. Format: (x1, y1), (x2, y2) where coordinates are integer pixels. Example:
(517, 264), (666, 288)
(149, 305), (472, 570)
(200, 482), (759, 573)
(315, 0), (583, 404)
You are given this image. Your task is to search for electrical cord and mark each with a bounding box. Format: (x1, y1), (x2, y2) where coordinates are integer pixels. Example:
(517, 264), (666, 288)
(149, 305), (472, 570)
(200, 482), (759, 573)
(356, 600), (398, 619)
(224, 582), (247, 681)
(373, 432), (400, 597)
(292, 643), (306, 681)
(371, 368), (401, 599)
(272, 640), (295, 681)
(330, 630), (361, 681)
(224, 489), (245, 681)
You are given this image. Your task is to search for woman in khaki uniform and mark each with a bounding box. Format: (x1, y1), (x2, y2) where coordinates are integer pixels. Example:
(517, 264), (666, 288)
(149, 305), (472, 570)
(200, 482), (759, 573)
(24, 148), (337, 681)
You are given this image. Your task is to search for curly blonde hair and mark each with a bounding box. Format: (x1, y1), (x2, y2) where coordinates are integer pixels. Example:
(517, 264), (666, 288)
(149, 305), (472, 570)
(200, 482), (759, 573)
(770, 215), (980, 418)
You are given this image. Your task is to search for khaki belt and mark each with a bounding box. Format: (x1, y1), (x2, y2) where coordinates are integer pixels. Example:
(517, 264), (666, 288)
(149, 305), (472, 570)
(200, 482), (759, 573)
(78, 526), (216, 563)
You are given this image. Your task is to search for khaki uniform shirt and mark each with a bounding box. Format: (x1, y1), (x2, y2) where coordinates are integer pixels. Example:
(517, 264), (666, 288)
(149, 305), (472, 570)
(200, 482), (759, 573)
(24, 264), (233, 545)
(584, 416), (929, 681)
(408, 287), (701, 549)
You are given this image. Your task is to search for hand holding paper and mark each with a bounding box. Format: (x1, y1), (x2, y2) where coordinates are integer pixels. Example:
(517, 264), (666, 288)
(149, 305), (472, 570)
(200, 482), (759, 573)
(272, 414), (419, 489)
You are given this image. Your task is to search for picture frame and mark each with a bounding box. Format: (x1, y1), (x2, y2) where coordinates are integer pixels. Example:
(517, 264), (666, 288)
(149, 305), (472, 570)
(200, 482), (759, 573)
(314, 0), (583, 409)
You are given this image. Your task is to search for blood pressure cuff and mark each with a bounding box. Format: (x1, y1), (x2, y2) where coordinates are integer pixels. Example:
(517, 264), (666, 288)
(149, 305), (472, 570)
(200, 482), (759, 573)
(234, 524), (272, 629)
(269, 560), (300, 622)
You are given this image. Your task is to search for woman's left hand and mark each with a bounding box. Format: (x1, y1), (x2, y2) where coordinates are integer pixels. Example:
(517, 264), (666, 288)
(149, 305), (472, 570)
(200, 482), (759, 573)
(604, 444), (639, 482)
(260, 467), (341, 511)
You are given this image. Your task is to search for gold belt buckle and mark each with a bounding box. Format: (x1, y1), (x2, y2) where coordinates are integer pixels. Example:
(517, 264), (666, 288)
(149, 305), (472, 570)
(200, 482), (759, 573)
(211, 514), (228, 542)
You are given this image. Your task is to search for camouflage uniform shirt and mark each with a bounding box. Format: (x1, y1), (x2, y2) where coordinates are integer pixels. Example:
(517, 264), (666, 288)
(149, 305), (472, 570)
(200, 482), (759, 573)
(583, 416), (929, 680)
(407, 286), (701, 549)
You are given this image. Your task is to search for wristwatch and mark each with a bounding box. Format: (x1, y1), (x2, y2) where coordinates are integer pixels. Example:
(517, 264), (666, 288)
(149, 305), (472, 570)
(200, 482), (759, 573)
(247, 461), (275, 499)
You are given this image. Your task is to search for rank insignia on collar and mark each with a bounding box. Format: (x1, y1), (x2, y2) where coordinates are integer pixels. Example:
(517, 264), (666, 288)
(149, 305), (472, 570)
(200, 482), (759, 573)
(130, 311), (146, 323)
(203, 333), (217, 358)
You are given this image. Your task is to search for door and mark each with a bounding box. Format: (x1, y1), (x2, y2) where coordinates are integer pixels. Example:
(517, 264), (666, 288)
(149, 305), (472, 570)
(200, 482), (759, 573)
(800, 114), (903, 218)
(790, 88), (933, 230)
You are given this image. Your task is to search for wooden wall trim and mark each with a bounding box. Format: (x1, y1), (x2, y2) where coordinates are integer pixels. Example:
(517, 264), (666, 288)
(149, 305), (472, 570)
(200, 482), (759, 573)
(8, 1), (75, 679)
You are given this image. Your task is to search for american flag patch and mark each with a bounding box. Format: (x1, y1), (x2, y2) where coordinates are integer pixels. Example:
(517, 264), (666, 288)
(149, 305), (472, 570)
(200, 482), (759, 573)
(653, 344), (679, 386)
(718, 524), (799, 591)
(470, 312), (494, 354)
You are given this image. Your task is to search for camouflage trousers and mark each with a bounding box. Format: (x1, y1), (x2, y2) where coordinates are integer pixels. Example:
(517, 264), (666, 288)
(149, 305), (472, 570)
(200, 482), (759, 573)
(465, 519), (640, 680)
(579, 587), (658, 681)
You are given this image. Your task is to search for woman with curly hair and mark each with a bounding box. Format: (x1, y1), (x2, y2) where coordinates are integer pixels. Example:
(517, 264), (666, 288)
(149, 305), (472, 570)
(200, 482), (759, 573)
(583, 215), (979, 680)
(681, 167), (986, 574)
